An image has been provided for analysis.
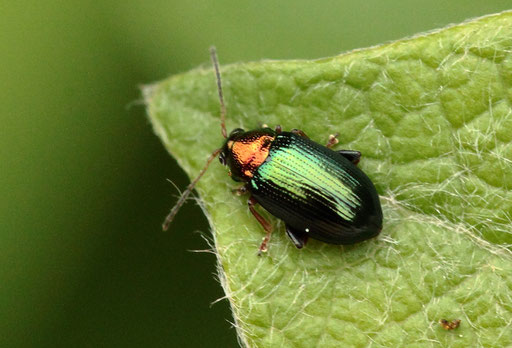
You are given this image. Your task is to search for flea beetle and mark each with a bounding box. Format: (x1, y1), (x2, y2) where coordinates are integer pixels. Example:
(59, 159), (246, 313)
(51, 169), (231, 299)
(163, 47), (383, 254)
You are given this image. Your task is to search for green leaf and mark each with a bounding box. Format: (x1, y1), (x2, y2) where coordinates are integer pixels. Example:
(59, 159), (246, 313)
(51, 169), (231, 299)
(145, 12), (512, 347)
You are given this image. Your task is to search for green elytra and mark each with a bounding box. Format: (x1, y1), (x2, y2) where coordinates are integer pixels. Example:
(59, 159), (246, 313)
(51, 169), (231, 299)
(254, 136), (360, 221)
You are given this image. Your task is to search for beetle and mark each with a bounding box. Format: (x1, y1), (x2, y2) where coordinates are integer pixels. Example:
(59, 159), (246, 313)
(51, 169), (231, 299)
(162, 47), (383, 254)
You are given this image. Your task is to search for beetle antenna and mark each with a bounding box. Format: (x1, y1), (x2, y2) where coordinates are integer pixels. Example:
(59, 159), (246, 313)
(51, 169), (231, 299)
(210, 46), (228, 139)
(162, 148), (222, 231)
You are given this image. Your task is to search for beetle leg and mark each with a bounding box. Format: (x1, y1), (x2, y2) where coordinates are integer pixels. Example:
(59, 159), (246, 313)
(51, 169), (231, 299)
(325, 133), (339, 148)
(248, 196), (273, 255)
(285, 224), (309, 249)
(232, 185), (249, 196)
(274, 125), (282, 133)
(337, 150), (361, 165)
(291, 129), (309, 139)
(324, 132), (361, 165)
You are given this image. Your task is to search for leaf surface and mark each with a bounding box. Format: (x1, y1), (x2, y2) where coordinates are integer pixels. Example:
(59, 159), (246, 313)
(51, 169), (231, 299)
(145, 12), (512, 347)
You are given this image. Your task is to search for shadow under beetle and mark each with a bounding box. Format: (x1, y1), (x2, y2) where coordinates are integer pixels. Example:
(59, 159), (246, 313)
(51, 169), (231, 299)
(163, 47), (383, 254)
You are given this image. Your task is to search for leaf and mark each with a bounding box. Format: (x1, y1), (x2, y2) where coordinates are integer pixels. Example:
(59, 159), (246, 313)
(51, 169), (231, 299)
(145, 12), (512, 347)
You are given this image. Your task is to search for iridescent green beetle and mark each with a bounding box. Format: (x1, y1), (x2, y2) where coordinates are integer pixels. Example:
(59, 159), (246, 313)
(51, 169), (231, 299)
(163, 48), (383, 254)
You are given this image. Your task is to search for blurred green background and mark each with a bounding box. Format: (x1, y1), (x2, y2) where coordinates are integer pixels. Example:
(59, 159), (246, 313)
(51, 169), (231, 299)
(1, 1), (510, 347)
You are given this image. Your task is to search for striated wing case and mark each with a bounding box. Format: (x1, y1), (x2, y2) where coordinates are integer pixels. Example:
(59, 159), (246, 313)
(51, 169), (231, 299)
(250, 132), (382, 245)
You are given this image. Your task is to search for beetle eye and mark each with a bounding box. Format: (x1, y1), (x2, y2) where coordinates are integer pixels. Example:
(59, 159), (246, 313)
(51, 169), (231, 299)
(219, 152), (226, 165)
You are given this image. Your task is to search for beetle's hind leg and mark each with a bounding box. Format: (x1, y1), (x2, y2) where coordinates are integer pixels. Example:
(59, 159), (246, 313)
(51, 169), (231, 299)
(232, 186), (273, 254)
(285, 224), (309, 249)
(231, 186), (272, 254)
(337, 150), (361, 165)
(247, 196), (273, 255)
